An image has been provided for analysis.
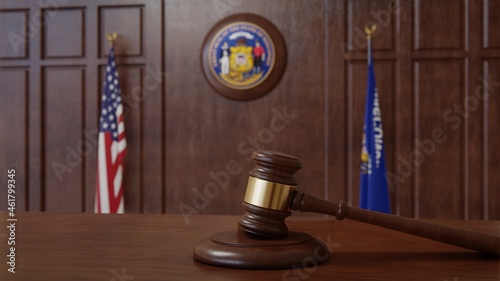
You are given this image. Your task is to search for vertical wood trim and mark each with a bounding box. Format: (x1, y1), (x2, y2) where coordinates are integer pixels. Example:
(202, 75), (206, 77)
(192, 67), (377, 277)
(24, 69), (30, 210)
(139, 66), (144, 213)
(413, 0), (420, 51)
(396, 0), (414, 217)
(140, 0), (163, 213)
(483, 60), (489, 220)
(463, 0), (470, 219)
(464, 55), (469, 220)
(413, 62), (420, 219)
(346, 61), (353, 206)
(84, 1), (98, 213)
(160, 0), (166, 214)
(28, 5), (43, 211)
(328, 0), (347, 204)
(345, 0), (354, 206)
(323, 0), (329, 200)
(394, 0), (401, 215)
(81, 68), (86, 212)
(482, 0), (488, 49)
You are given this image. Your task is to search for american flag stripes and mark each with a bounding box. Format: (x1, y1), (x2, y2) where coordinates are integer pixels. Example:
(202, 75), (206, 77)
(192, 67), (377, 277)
(95, 47), (127, 214)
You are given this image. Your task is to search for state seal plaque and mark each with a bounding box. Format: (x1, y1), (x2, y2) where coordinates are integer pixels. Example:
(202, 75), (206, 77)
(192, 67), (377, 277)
(201, 14), (287, 100)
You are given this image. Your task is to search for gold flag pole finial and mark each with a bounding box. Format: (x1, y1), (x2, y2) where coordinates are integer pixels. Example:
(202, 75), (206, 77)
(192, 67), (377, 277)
(364, 24), (377, 40)
(106, 32), (118, 46)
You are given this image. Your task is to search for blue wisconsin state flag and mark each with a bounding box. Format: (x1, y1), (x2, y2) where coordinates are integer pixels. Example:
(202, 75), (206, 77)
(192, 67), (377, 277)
(359, 41), (391, 213)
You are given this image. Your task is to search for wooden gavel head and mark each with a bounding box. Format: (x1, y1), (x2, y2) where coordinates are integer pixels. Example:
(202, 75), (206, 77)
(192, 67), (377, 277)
(238, 151), (500, 257)
(238, 150), (302, 238)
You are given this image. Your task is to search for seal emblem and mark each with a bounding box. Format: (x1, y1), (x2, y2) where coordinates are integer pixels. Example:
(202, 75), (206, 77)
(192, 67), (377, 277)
(201, 14), (287, 100)
(208, 22), (275, 90)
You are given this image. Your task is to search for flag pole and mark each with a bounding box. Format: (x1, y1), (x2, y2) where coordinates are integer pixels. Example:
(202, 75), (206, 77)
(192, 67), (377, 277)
(359, 23), (390, 213)
(364, 25), (377, 63)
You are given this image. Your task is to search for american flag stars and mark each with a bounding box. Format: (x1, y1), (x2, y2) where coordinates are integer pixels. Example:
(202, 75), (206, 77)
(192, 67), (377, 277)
(100, 49), (123, 141)
(95, 47), (127, 214)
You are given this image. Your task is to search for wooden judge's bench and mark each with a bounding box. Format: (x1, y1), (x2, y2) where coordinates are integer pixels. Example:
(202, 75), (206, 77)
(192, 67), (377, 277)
(0, 212), (498, 280)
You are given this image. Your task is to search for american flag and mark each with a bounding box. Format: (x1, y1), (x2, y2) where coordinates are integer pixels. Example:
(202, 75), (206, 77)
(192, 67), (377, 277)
(95, 47), (127, 213)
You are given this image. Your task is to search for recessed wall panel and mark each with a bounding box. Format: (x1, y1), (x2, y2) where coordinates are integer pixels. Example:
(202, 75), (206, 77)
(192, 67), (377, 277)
(347, 0), (396, 52)
(413, 0), (464, 50)
(43, 67), (84, 211)
(43, 8), (85, 58)
(0, 69), (28, 210)
(0, 10), (29, 59)
(485, 59), (500, 219)
(483, 0), (500, 49)
(414, 60), (464, 219)
(99, 6), (143, 57)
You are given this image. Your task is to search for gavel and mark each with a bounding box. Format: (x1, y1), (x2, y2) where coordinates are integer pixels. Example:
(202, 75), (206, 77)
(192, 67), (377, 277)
(238, 150), (500, 256)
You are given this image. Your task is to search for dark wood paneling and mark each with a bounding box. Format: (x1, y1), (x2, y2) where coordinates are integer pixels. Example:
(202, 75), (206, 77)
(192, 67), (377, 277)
(43, 67), (85, 211)
(483, 0), (500, 50)
(466, 0), (485, 220)
(394, 0), (414, 218)
(413, 0), (464, 51)
(0, 9), (28, 59)
(328, 0), (347, 204)
(43, 8), (85, 58)
(99, 5), (144, 57)
(0, 69), (28, 210)
(0, 0), (162, 213)
(485, 59), (500, 219)
(165, 0), (328, 215)
(414, 60), (464, 219)
(1, 0), (499, 219)
(347, 0), (395, 52)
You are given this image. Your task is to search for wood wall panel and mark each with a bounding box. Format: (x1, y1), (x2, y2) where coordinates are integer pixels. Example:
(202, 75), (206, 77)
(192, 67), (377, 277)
(0, 69), (28, 210)
(165, 0), (328, 215)
(413, 0), (464, 51)
(347, 0), (395, 52)
(483, 0), (500, 50)
(43, 67), (85, 211)
(0, 0), (162, 213)
(485, 59), (500, 219)
(43, 8), (85, 58)
(414, 60), (464, 219)
(1, 0), (499, 219)
(328, 0), (347, 205)
(99, 6), (143, 57)
(0, 9), (28, 59)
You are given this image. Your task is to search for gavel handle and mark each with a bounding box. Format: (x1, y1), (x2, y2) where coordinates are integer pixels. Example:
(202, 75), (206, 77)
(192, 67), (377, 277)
(290, 191), (500, 256)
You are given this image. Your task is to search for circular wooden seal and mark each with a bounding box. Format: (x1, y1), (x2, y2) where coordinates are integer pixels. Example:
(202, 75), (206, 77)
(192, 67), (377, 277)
(201, 13), (287, 100)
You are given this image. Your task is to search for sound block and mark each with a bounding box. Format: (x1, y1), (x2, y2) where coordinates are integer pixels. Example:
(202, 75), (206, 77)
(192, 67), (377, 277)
(193, 230), (330, 269)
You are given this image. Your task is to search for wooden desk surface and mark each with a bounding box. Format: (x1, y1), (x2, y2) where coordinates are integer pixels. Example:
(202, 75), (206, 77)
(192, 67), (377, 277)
(0, 212), (499, 280)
